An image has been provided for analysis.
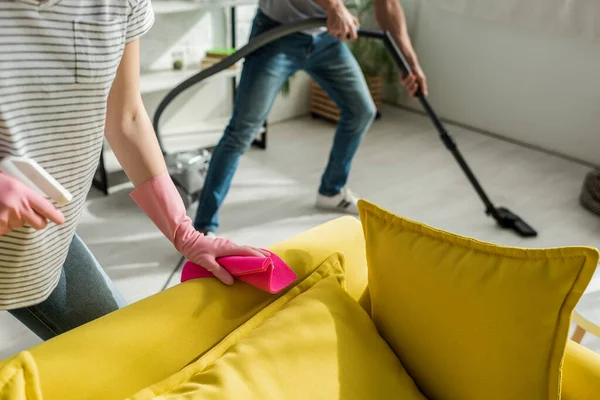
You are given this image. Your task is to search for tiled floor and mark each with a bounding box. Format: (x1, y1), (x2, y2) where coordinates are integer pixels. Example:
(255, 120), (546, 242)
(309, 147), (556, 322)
(1, 106), (599, 359)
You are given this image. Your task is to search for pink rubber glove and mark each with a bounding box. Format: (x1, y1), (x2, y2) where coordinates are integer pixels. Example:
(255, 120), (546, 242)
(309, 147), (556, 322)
(181, 250), (297, 294)
(130, 171), (268, 285)
(0, 172), (65, 235)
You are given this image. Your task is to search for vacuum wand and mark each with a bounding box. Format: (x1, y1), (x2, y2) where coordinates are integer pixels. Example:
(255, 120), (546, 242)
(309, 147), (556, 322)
(375, 30), (537, 238)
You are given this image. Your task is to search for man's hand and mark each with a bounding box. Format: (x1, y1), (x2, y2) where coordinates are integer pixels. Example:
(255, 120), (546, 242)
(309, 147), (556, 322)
(325, 2), (359, 41)
(400, 56), (428, 97)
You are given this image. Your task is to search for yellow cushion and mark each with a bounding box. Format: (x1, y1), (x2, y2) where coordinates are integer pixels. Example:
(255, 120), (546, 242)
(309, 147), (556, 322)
(0, 352), (42, 400)
(130, 255), (426, 400)
(561, 340), (600, 399)
(357, 200), (599, 400)
(0, 217), (368, 400)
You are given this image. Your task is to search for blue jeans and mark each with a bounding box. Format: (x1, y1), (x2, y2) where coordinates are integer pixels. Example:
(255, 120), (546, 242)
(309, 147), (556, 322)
(194, 11), (377, 232)
(8, 234), (126, 341)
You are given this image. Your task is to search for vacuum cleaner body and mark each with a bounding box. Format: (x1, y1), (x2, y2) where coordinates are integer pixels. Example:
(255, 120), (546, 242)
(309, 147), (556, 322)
(165, 149), (211, 209)
(153, 18), (538, 238)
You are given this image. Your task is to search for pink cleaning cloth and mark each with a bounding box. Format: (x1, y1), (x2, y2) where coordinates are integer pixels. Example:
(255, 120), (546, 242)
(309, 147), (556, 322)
(181, 250), (296, 294)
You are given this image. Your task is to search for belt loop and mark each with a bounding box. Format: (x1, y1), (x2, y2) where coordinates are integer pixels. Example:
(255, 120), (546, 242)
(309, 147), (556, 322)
(306, 34), (315, 56)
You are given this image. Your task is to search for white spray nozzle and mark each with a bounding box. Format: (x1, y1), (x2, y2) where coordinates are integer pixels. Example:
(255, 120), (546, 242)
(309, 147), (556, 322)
(0, 156), (72, 206)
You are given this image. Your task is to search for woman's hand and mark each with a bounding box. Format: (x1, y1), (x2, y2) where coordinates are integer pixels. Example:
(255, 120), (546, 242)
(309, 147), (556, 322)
(0, 173), (64, 235)
(180, 235), (270, 285)
(130, 172), (269, 285)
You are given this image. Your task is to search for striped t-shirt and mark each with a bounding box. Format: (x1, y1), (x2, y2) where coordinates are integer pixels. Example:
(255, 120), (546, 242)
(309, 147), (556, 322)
(0, 0), (154, 310)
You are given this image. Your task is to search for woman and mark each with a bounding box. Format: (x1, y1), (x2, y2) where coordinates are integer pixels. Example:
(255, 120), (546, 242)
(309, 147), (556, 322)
(0, 0), (266, 340)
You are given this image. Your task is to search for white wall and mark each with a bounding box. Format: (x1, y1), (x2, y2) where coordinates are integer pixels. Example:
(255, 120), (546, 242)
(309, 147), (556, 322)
(396, 2), (600, 165)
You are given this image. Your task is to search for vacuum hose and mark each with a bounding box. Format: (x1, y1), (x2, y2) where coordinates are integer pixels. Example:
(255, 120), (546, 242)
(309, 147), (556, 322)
(152, 18), (399, 146)
(152, 18), (538, 238)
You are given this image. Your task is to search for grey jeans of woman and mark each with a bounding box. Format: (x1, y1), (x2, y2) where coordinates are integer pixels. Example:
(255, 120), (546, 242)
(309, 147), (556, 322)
(8, 234), (126, 340)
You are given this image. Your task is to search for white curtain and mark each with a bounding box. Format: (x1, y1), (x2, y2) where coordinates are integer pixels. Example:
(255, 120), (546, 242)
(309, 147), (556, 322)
(427, 0), (600, 43)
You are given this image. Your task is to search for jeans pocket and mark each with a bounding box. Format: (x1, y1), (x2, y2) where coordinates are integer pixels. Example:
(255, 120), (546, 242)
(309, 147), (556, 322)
(74, 19), (126, 84)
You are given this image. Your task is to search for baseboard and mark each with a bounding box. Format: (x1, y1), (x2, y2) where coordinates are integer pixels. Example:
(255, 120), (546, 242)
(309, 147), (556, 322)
(390, 103), (600, 170)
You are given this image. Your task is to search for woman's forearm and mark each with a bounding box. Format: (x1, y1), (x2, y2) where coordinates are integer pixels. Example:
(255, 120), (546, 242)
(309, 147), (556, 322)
(104, 39), (167, 187)
(104, 102), (166, 187)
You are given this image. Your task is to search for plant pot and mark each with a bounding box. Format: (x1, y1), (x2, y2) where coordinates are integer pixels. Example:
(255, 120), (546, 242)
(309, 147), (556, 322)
(310, 75), (382, 123)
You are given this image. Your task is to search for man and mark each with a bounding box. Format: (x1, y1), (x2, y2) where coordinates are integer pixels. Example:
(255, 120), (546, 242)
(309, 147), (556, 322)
(194, 0), (427, 235)
(1, 0), (264, 340)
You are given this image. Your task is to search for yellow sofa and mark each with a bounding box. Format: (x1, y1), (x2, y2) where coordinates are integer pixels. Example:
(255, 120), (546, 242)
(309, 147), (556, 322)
(1, 214), (599, 399)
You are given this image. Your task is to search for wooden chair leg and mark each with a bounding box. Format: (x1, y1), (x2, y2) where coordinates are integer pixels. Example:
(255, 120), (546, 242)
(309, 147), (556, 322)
(571, 325), (586, 343)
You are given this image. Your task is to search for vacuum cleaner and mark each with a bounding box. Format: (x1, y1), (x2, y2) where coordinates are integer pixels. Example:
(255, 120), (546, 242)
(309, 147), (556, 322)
(153, 18), (537, 238)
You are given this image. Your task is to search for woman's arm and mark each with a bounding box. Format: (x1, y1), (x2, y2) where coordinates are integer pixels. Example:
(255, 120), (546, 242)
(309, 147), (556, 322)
(104, 40), (268, 285)
(104, 39), (165, 187)
(372, 0), (427, 96)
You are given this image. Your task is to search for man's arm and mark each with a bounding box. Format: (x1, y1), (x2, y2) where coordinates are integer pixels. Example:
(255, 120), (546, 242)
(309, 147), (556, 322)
(372, 0), (427, 96)
(104, 39), (166, 187)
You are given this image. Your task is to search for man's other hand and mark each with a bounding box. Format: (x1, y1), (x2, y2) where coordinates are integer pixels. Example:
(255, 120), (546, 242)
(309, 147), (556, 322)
(400, 58), (428, 97)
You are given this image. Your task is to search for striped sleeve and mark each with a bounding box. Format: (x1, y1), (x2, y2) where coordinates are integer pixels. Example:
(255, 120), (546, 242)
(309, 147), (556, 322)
(126, 0), (155, 43)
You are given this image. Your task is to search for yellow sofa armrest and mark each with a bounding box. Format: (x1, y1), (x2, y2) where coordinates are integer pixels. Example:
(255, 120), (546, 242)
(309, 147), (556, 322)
(7, 216), (367, 400)
(562, 340), (600, 399)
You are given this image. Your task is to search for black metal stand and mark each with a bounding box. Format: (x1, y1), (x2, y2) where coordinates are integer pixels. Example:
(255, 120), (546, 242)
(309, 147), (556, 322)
(230, 6), (237, 102)
(92, 144), (109, 195)
(161, 255), (186, 292)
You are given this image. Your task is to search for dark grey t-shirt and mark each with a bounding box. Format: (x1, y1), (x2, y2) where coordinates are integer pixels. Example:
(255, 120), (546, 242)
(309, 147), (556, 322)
(259, 0), (327, 24)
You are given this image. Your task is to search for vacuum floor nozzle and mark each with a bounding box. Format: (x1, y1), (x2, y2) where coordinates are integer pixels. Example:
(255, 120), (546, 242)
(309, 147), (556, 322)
(493, 207), (538, 238)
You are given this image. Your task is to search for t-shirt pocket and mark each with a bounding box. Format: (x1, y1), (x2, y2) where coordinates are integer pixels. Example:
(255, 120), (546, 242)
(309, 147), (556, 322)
(0, 19), (77, 88)
(74, 19), (126, 85)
